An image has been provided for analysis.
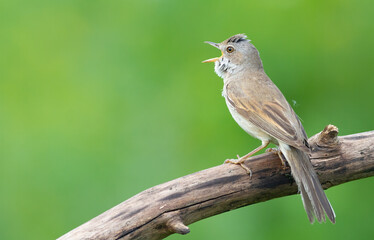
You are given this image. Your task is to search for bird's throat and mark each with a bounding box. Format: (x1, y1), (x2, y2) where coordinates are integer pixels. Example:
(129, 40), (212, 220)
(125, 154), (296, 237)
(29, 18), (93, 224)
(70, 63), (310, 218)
(214, 57), (238, 79)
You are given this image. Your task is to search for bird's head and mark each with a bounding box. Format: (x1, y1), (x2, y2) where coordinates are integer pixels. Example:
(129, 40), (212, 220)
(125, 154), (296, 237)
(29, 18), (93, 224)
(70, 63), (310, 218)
(203, 34), (263, 79)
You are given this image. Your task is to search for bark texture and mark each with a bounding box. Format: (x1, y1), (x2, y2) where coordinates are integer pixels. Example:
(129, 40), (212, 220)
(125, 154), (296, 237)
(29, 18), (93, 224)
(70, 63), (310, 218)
(58, 125), (374, 240)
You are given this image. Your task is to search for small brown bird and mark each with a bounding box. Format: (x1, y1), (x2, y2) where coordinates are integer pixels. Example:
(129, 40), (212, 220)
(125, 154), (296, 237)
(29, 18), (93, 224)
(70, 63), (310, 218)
(203, 34), (335, 223)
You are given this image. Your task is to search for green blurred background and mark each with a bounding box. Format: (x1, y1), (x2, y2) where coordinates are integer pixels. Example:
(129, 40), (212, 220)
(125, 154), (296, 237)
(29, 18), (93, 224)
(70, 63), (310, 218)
(1, 0), (373, 239)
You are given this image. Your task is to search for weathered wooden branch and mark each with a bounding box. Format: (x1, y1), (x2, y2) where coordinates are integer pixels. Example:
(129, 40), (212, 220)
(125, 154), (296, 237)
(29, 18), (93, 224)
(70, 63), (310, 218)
(58, 125), (374, 240)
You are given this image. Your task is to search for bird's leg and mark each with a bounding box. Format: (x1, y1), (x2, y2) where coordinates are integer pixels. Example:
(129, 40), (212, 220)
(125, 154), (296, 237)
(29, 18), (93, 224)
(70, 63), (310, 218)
(266, 148), (287, 169)
(240, 141), (270, 161)
(224, 140), (270, 176)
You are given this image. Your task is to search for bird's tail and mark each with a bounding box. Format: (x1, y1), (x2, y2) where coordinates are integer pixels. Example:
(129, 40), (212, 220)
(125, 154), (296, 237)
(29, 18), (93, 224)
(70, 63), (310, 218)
(279, 144), (335, 223)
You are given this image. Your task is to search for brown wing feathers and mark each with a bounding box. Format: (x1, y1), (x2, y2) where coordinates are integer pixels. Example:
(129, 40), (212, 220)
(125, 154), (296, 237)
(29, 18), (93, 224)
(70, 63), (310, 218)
(227, 82), (309, 152)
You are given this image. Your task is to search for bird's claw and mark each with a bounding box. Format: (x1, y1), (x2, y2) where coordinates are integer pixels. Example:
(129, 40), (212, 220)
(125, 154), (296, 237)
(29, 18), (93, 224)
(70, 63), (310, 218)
(266, 148), (287, 169)
(224, 157), (252, 178)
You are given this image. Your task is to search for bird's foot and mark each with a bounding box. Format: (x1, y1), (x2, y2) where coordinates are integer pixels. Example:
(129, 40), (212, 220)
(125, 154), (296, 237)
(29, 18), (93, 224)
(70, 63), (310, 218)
(266, 148), (287, 169)
(224, 155), (252, 177)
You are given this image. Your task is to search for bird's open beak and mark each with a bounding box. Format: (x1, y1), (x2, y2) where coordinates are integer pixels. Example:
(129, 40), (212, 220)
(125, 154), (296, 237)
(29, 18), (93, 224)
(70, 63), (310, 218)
(202, 41), (222, 63)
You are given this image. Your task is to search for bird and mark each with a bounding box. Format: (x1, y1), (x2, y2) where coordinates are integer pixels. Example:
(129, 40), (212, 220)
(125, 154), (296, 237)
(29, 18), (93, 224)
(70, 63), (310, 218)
(202, 34), (335, 223)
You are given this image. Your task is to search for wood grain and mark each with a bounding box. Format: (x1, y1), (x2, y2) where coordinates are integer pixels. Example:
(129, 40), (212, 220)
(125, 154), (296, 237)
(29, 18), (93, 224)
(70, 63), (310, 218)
(57, 125), (374, 240)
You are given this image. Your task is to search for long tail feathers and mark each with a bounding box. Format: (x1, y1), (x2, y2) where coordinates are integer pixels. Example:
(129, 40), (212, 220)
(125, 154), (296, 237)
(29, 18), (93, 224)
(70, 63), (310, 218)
(280, 144), (336, 223)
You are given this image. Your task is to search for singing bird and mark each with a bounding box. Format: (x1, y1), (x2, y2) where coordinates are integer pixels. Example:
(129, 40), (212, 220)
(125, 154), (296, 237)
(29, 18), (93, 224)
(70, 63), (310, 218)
(203, 34), (335, 223)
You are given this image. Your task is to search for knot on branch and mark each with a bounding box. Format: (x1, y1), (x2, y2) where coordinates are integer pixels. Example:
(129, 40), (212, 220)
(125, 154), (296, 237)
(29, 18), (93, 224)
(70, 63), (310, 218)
(320, 124), (339, 145)
(309, 124), (339, 150)
(166, 217), (190, 235)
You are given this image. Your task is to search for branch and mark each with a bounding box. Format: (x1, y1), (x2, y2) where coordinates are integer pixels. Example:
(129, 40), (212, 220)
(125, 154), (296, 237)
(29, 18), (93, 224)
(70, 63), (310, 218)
(58, 125), (374, 240)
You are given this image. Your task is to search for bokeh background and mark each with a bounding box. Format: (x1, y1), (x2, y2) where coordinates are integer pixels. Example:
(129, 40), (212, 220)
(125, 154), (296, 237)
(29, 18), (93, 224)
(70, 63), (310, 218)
(1, 0), (374, 239)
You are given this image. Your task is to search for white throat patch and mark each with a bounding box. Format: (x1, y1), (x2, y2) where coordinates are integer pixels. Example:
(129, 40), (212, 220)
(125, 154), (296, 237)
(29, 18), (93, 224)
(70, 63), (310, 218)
(214, 57), (237, 79)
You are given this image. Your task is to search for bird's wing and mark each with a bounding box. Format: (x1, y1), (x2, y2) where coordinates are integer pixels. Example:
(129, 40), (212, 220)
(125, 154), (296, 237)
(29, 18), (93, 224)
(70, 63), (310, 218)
(226, 79), (310, 152)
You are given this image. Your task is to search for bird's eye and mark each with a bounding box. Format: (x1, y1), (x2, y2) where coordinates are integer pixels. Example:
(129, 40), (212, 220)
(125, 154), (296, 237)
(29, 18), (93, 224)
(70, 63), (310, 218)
(226, 46), (234, 53)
